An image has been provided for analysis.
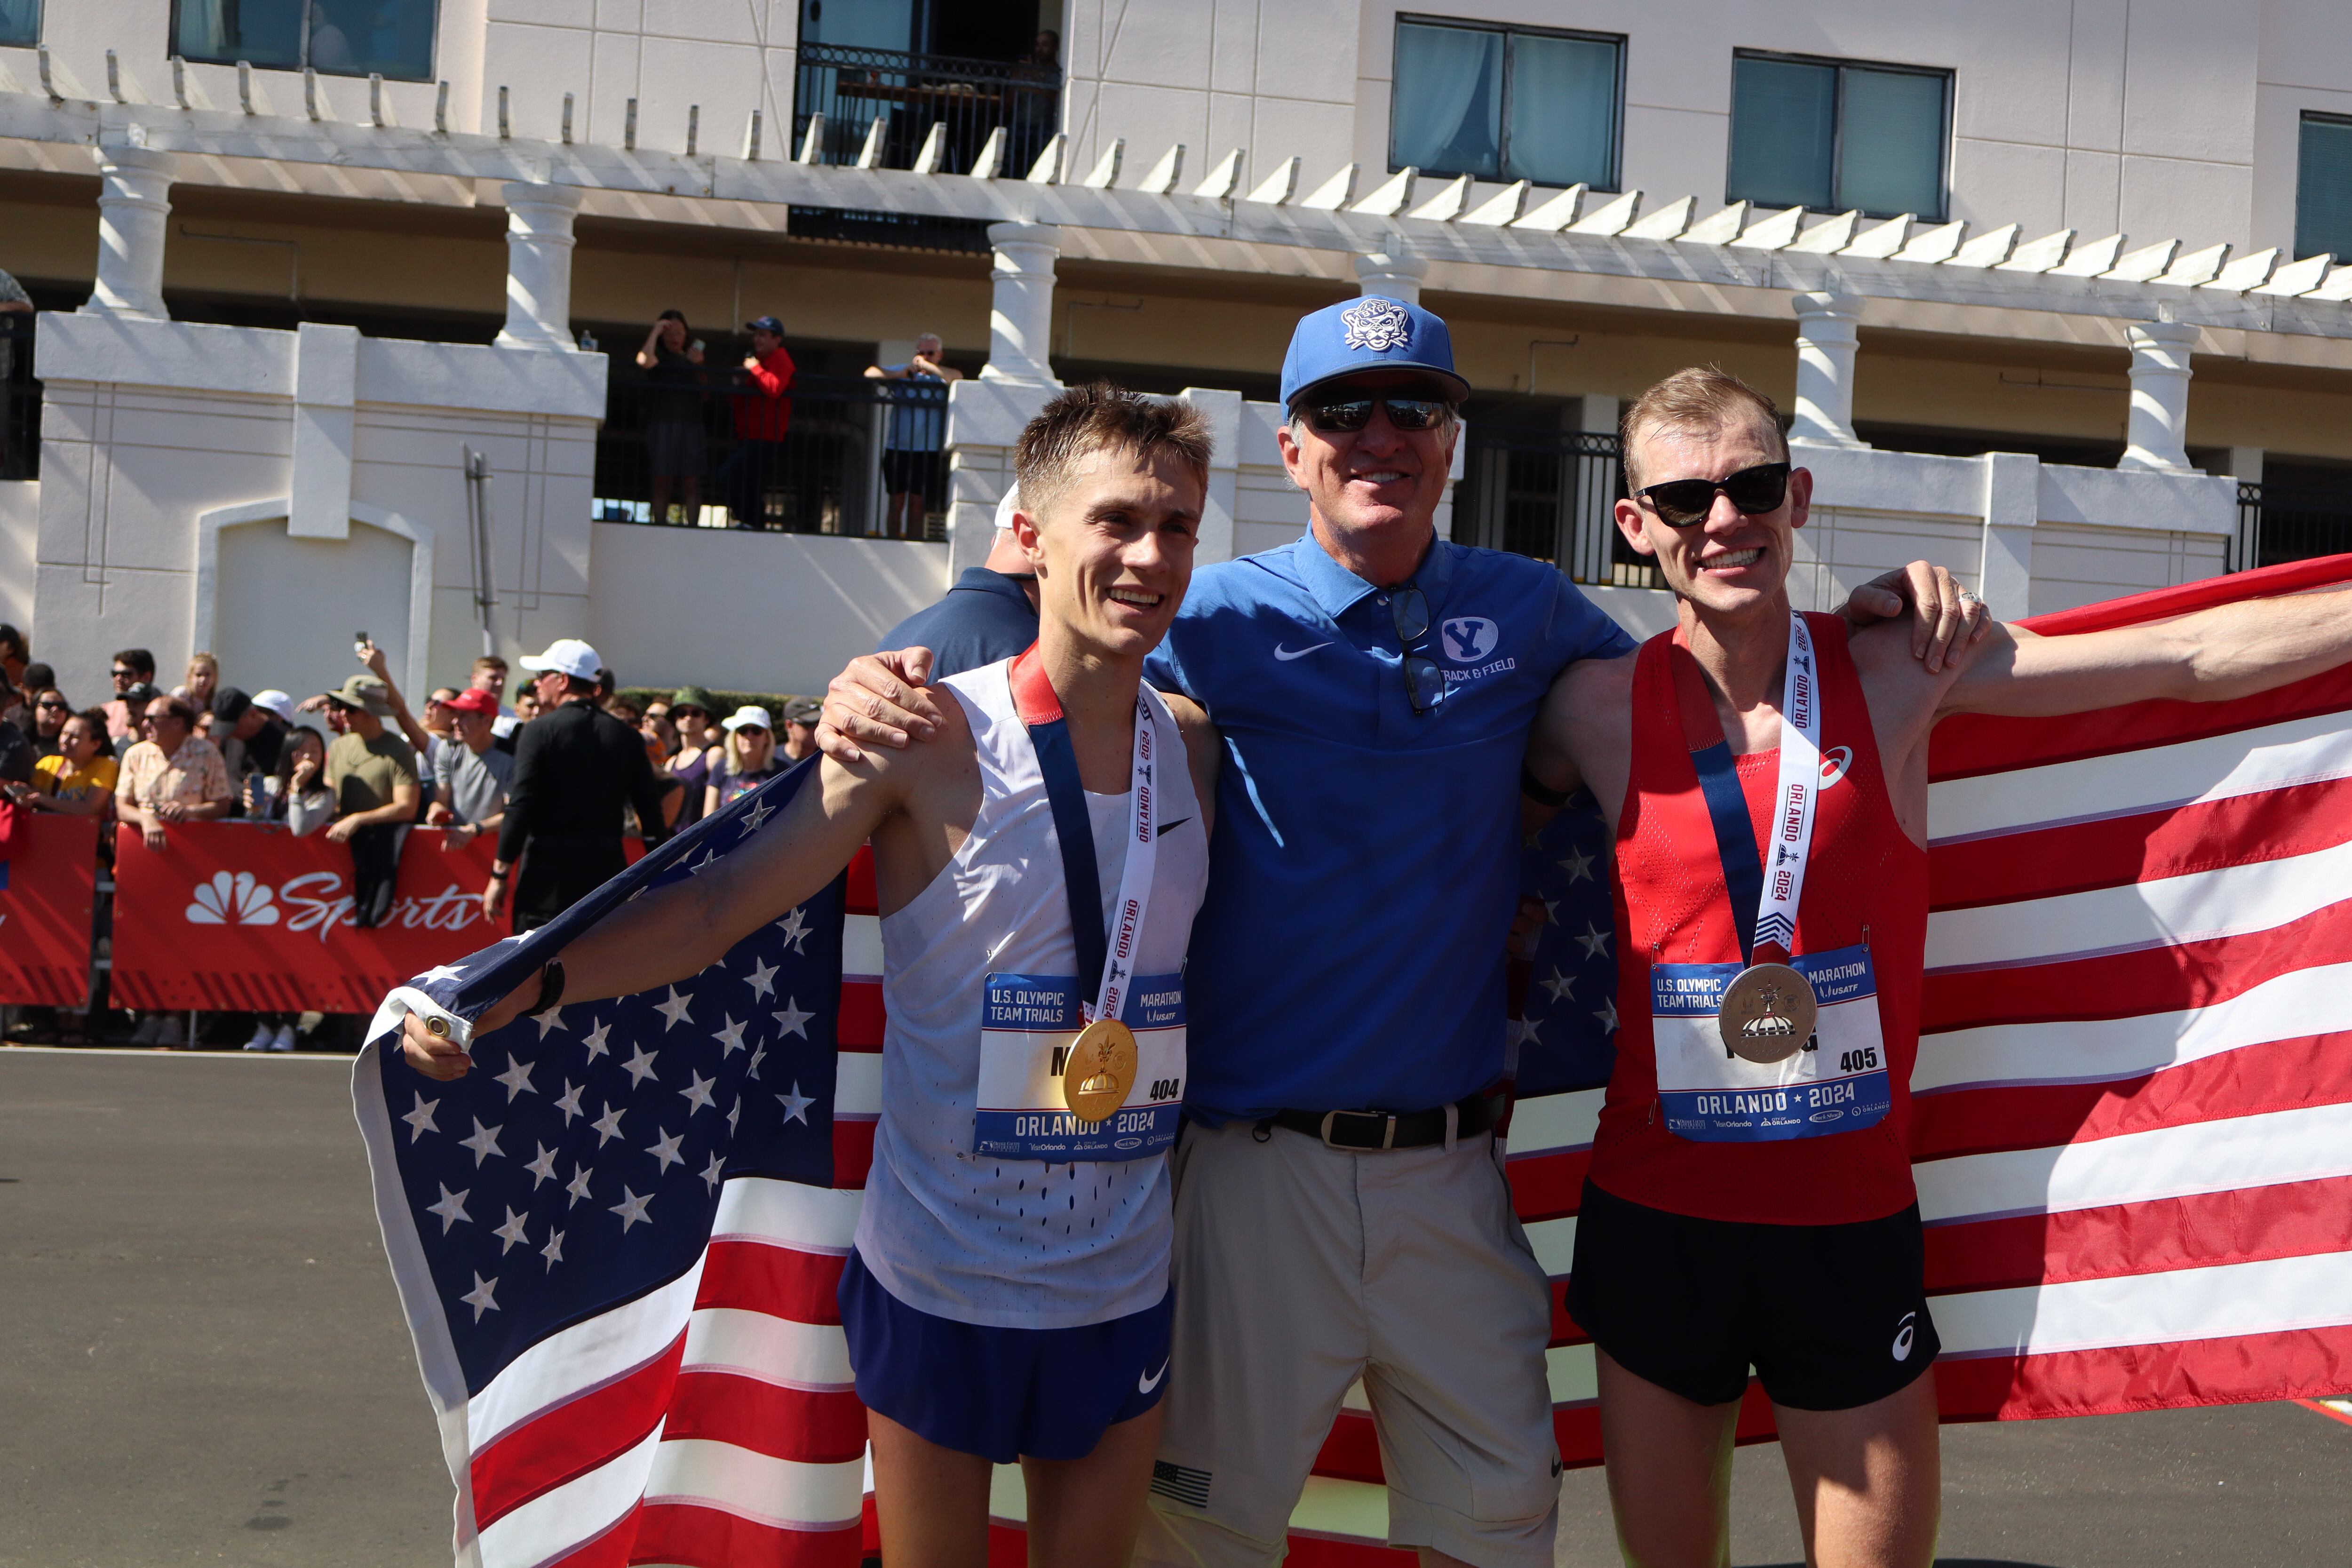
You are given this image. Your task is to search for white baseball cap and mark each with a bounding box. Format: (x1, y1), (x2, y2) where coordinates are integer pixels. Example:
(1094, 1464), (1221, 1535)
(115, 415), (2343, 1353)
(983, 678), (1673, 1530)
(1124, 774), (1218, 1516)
(993, 483), (1021, 530)
(250, 688), (298, 722)
(720, 704), (774, 733)
(519, 638), (602, 680)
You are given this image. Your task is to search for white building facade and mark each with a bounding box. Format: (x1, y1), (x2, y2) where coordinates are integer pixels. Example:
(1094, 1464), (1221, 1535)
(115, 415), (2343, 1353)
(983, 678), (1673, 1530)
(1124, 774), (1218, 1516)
(0, 0), (2347, 698)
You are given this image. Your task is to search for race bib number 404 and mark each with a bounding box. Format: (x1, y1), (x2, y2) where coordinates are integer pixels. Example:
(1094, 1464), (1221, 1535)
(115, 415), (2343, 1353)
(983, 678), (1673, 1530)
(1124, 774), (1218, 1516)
(1649, 943), (1889, 1142)
(973, 971), (1184, 1161)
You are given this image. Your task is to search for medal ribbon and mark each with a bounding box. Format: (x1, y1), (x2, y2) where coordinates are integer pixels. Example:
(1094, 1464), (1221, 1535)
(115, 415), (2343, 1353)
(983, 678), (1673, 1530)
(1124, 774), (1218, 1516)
(1009, 644), (1159, 1028)
(1669, 612), (1822, 965)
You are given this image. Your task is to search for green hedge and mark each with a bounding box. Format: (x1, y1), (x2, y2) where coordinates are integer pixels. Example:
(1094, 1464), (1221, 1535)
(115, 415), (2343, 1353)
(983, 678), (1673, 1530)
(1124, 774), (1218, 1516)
(615, 687), (814, 716)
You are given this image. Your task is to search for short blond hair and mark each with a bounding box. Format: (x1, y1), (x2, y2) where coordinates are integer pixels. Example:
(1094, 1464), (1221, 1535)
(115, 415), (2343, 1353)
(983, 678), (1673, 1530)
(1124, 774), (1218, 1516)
(1015, 382), (1213, 525)
(1620, 367), (1787, 489)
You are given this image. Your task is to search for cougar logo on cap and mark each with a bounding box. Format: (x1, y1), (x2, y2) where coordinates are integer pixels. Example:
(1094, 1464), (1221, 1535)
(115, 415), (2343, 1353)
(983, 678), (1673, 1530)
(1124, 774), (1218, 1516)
(1340, 297), (1414, 352)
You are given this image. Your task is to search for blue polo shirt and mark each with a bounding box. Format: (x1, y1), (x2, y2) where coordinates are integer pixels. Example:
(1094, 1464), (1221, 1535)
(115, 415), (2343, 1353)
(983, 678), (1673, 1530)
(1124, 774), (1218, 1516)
(1146, 532), (1634, 1121)
(878, 566), (1039, 678)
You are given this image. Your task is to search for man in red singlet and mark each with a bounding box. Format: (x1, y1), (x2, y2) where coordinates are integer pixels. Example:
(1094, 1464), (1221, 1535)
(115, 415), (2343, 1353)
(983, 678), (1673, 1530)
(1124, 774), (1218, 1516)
(1523, 366), (2352, 1568)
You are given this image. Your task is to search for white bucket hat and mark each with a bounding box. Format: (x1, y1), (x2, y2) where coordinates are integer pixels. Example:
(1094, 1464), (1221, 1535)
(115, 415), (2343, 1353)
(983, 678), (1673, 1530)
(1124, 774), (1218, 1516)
(721, 704), (774, 733)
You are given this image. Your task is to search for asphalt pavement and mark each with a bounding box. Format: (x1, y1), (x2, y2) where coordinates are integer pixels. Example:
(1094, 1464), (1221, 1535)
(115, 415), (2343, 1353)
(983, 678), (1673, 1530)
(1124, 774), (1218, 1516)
(2, 1048), (2347, 1568)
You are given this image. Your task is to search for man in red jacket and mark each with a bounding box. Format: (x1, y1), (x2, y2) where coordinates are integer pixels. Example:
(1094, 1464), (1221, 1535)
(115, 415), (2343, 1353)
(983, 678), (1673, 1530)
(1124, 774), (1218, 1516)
(722, 313), (797, 527)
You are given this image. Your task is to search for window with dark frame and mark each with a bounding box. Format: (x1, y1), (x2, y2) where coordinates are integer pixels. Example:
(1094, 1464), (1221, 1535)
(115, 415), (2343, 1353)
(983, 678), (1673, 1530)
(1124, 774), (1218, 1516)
(168, 0), (438, 82)
(1389, 15), (1624, 192)
(2297, 112), (2352, 262)
(1727, 50), (1950, 222)
(0, 0), (38, 48)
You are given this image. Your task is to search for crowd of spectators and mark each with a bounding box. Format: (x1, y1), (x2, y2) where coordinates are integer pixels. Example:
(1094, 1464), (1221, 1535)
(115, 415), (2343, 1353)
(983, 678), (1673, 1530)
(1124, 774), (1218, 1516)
(0, 626), (819, 1051)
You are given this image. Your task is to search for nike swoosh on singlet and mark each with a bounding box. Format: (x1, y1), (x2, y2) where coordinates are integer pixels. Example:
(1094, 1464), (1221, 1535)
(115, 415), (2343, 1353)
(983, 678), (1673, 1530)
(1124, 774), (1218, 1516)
(1138, 1360), (1170, 1393)
(1272, 642), (1332, 661)
(1156, 818), (1192, 837)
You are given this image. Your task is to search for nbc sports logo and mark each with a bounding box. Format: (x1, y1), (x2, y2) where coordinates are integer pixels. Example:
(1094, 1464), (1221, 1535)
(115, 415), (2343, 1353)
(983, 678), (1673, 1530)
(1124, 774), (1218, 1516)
(185, 871), (280, 926)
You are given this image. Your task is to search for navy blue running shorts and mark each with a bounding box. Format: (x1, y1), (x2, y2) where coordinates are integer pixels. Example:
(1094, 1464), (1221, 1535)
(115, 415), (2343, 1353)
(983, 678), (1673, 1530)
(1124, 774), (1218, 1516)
(839, 1247), (1174, 1464)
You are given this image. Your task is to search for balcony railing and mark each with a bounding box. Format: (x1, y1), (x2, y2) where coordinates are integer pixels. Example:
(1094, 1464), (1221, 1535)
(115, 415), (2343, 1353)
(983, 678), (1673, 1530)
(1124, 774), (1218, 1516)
(1457, 426), (1653, 586)
(593, 369), (947, 540)
(2237, 480), (2352, 572)
(792, 42), (1061, 178)
(0, 312), (37, 482)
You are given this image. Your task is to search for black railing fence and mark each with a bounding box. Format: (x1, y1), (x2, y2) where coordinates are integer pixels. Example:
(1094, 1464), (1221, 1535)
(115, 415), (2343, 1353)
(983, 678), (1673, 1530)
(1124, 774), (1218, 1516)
(2237, 480), (2352, 572)
(792, 43), (1061, 176)
(593, 370), (948, 540)
(0, 312), (38, 482)
(1455, 426), (1655, 586)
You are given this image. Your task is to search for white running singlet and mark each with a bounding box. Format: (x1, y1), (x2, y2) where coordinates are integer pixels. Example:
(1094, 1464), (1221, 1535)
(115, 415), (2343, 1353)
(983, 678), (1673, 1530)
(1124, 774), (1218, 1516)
(853, 657), (1210, 1330)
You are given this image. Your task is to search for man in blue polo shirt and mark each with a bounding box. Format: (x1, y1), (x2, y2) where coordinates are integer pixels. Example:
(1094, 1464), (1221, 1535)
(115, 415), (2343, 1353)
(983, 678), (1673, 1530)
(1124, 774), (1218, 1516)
(818, 301), (1980, 1568)
(877, 486), (1039, 677)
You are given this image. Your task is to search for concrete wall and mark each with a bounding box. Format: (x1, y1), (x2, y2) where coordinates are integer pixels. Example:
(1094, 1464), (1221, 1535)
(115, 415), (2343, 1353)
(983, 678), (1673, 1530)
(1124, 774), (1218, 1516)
(0, 479), (32, 641)
(585, 523), (945, 699)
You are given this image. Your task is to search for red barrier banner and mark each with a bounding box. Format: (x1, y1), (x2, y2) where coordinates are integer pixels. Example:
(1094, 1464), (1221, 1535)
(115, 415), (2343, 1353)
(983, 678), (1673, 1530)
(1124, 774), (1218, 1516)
(0, 812), (99, 1005)
(113, 822), (506, 1013)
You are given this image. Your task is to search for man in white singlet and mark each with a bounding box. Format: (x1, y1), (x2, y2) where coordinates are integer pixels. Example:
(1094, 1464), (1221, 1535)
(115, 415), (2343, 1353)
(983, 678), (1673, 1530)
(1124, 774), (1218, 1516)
(399, 384), (1224, 1568)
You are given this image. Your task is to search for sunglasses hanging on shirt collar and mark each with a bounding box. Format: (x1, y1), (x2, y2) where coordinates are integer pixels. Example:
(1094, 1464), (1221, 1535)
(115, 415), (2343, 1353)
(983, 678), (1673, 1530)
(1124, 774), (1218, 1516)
(1634, 462), (1791, 528)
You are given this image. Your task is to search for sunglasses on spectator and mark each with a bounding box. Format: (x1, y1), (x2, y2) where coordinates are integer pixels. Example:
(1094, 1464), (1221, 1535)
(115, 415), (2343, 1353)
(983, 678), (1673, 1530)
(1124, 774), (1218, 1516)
(1634, 462), (1792, 528)
(112, 668), (138, 680)
(736, 725), (771, 737)
(1298, 395), (1451, 434)
(36, 698), (67, 710)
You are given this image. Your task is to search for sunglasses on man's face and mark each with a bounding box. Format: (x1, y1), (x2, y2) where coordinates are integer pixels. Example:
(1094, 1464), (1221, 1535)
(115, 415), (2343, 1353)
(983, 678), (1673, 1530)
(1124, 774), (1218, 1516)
(112, 668), (138, 681)
(1299, 396), (1451, 435)
(36, 699), (67, 710)
(1634, 462), (1791, 528)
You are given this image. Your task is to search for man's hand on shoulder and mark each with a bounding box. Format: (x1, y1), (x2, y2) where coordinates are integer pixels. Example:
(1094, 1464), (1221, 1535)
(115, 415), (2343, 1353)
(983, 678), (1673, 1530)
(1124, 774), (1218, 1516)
(817, 648), (945, 764)
(1837, 560), (1993, 674)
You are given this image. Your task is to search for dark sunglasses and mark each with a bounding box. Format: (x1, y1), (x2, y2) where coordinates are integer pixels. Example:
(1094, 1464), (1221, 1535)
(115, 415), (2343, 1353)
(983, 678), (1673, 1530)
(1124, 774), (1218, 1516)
(1391, 586), (1446, 715)
(1634, 462), (1791, 528)
(1300, 396), (1451, 435)
(111, 668), (138, 680)
(36, 698), (68, 710)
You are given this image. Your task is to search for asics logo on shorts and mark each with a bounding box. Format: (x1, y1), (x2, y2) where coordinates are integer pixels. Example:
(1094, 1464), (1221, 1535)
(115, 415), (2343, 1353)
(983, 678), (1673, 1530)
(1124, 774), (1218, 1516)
(1138, 1358), (1170, 1393)
(1891, 1311), (1917, 1361)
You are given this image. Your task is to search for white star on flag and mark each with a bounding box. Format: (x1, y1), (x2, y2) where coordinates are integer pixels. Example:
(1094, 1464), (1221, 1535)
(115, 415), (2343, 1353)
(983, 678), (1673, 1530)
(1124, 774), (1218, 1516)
(494, 1056), (537, 1102)
(1540, 898), (1559, 925)
(712, 1016), (748, 1056)
(621, 1045), (661, 1087)
(771, 997), (813, 1039)
(680, 1071), (717, 1114)
(689, 845), (723, 876)
(1576, 923), (1612, 960)
(540, 1228), (564, 1272)
(747, 1044), (768, 1082)
(524, 1143), (560, 1188)
(611, 1187), (654, 1232)
(646, 1127), (686, 1174)
(741, 958), (778, 1001)
(458, 1118), (505, 1167)
(494, 1208), (530, 1254)
(1595, 995), (1619, 1033)
(1518, 1016), (1543, 1048)
(553, 1081), (585, 1124)
(564, 1164), (594, 1208)
(776, 906), (810, 953)
(534, 1006), (566, 1039)
(426, 1183), (471, 1234)
(778, 1081), (815, 1125)
(418, 962), (467, 984)
(1558, 845), (1597, 883)
(700, 1152), (727, 1193)
(654, 988), (695, 1032)
(401, 1094), (440, 1143)
(726, 1100), (742, 1134)
(591, 1103), (627, 1146)
(1540, 967), (1575, 1003)
(740, 793), (777, 832)
(461, 1273), (500, 1321)
(580, 1019), (612, 1061)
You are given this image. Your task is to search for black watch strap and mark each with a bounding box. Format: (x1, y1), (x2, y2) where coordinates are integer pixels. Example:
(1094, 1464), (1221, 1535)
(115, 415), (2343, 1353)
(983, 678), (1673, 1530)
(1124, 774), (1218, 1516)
(1520, 764), (1573, 809)
(529, 959), (566, 1017)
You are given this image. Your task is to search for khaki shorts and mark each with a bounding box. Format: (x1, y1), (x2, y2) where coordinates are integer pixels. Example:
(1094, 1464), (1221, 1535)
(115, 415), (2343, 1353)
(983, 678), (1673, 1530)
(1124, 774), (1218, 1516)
(1133, 1119), (1560, 1568)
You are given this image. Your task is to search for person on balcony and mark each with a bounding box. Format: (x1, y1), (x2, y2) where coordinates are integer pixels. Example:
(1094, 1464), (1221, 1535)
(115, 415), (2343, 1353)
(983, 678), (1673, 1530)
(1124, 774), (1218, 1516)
(721, 315), (798, 528)
(636, 309), (708, 525)
(866, 332), (962, 539)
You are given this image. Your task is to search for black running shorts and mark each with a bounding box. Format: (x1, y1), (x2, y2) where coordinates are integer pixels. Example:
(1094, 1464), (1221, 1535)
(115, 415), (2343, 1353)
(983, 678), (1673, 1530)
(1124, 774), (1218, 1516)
(1564, 1178), (1939, 1412)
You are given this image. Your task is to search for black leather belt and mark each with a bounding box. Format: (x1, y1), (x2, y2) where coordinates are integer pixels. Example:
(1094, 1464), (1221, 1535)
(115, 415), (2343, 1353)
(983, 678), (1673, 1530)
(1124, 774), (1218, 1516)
(1267, 1089), (1507, 1151)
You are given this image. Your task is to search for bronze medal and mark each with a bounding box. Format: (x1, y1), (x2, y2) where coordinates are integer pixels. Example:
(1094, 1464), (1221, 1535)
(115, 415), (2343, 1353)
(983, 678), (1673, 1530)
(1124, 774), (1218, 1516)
(1718, 962), (1817, 1064)
(1062, 1017), (1138, 1124)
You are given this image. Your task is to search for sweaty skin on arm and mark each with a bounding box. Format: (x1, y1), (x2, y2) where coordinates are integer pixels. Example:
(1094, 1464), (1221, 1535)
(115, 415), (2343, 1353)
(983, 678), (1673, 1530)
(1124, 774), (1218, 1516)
(402, 693), (1219, 1080)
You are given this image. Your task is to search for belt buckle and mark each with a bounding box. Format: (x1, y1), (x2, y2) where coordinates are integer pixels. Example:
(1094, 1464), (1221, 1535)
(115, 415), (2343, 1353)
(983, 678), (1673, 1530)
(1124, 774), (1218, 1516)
(1319, 1110), (1397, 1151)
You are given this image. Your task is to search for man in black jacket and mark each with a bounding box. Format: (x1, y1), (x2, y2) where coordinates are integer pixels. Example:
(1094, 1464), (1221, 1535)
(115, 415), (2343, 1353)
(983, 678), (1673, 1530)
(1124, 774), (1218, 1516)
(489, 638), (677, 931)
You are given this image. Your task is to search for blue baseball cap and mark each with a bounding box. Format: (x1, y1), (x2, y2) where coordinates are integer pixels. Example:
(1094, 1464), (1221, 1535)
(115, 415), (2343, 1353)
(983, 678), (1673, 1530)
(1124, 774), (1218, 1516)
(1279, 295), (1470, 409)
(743, 314), (785, 334)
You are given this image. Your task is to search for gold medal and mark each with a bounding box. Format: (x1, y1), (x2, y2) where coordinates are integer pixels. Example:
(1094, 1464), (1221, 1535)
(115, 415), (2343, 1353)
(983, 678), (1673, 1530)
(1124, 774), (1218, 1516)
(1062, 1017), (1139, 1124)
(1718, 962), (1817, 1064)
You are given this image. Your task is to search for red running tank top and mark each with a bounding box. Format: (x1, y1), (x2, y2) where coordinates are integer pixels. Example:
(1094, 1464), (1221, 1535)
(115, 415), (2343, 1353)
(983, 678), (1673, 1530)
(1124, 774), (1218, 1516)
(1589, 613), (1927, 1225)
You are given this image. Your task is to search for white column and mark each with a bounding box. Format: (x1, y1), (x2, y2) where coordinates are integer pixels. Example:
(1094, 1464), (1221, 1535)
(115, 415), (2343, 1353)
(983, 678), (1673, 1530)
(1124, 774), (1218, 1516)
(290, 322), (359, 540)
(2120, 318), (2198, 472)
(980, 222), (1060, 388)
(1788, 292), (1867, 448)
(1354, 251), (1428, 304)
(1179, 387), (1242, 565)
(84, 141), (177, 320)
(1978, 450), (2038, 615)
(495, 181), (584, 351)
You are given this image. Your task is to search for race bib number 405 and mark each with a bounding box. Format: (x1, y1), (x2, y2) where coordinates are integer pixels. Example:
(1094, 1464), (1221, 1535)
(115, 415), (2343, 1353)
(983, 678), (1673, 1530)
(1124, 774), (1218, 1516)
(1649, 943), (1889, 1142)
(973, 971), (1185, 1161)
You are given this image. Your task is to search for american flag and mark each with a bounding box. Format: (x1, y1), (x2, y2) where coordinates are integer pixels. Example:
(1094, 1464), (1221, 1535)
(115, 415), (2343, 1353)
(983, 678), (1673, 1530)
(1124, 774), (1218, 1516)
(362, 557), (2352, 1568)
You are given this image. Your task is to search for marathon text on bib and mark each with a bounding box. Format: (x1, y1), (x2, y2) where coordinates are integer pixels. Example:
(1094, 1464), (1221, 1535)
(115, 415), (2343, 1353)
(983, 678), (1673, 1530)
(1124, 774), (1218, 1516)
(974, 972), (1186, 1159)
(1649, 944), (1889, 1140)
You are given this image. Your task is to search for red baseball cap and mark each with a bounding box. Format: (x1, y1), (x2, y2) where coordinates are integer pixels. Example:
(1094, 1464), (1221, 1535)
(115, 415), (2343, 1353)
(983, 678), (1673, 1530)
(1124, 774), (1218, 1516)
(443, 687), (501, 716)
